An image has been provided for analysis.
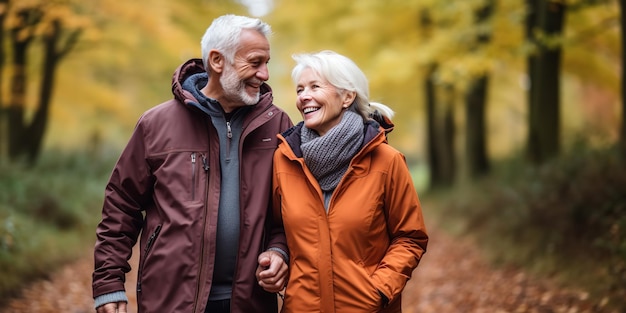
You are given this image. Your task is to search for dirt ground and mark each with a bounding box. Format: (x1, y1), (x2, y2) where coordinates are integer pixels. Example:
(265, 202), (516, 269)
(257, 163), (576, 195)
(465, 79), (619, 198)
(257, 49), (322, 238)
(2, 223), (613, 313)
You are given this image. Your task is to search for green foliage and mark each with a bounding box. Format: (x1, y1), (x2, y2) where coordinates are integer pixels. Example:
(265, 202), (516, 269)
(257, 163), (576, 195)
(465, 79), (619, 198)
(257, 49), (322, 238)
(0, 151), (116, 303)
(428, 145), (626, 310)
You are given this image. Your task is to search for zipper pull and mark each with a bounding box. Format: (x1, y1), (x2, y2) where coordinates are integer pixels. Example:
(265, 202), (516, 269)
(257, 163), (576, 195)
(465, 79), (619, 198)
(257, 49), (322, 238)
(138, 224), (161, 293)
(144, 225), (162, 254)
(191, 153), (196, 164)
(202, 154), (209, 171)
(226, 121), (232, 139)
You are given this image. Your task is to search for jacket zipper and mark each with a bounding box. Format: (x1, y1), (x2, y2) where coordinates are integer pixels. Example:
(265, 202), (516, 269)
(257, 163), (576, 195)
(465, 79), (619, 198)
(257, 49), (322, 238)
(192, 151), (210, 313)
(226, 121), (232, 139)
(191, 153), (209, 201)
(226, 120), (232, 160)
(137, 224), (162, 293)
(191, 153), (197, 200)
(201, 153), (208, 171)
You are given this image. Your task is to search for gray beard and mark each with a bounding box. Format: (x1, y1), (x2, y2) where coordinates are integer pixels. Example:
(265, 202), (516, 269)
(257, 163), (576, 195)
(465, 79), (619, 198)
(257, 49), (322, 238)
(220, 64), (260, 105)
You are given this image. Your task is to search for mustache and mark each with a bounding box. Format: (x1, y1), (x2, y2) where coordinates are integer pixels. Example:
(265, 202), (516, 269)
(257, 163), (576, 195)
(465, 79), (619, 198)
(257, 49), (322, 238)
(247, 79), (263, 86)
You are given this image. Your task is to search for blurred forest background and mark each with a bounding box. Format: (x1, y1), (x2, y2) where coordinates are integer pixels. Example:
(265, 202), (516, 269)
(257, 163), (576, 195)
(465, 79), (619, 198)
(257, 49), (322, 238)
(0, 0), (625, 311)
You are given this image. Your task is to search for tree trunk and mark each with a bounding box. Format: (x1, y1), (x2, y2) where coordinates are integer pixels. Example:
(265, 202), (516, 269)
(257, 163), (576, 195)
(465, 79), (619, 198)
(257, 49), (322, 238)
(24, 20), (62, 163)
(6, 8), (80, 164)
(7, 8), (42, 163)
(619, 0), (626, 160)
(465, 0), (493, 178)
(426, 65), (456, 189)
(526, 0), (539, 163)
(426, 64), (443, 188)
(466, 76), (490, 177)
(0, 0), (8, 163)
(439, 86), (456, 186)
(527, 0), (565, 165)
(7, 28), (30, 161)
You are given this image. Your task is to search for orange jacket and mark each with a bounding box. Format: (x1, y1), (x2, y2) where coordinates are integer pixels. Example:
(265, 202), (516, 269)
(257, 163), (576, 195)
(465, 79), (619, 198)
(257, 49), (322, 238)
(272, 121), (428, 313)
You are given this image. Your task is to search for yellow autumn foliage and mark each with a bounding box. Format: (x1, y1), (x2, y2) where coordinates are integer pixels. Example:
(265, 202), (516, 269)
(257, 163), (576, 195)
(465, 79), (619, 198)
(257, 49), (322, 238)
(4, 0), (619, 157)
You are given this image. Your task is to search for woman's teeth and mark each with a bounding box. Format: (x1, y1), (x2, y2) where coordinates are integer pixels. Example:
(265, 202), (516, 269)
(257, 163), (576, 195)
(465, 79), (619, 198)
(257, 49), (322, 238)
(303, 107), (319, 114)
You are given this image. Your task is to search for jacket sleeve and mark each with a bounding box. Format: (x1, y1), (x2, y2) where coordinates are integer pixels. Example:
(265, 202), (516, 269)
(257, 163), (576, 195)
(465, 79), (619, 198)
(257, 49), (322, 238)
(371, 151), (428, 304)
(265, 114), (293, 258)
(265, 154), (288, 261)
(92, 117), (153, 298)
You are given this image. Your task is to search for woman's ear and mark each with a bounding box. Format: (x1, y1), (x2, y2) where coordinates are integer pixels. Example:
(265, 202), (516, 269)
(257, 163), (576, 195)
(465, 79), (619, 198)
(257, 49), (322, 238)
(208, 50), (224, 74)
(342, 91), (357, 108)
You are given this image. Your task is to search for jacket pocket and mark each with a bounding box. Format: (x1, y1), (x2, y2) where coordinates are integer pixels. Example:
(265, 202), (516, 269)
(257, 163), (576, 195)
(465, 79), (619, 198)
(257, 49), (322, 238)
(190, 152), (209, 201)
(148, 150), (209, 204)
(190, 153), (196, 200)
(137, 224), (161, 293)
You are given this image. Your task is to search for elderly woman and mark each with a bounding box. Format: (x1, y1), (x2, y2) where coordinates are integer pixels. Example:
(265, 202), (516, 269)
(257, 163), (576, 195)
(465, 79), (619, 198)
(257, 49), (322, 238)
(271, 50), (428, 312)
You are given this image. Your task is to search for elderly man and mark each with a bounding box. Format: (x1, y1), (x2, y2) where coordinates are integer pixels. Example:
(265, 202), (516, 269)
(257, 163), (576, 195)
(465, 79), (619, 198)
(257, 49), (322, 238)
(92, 14), (292, 313)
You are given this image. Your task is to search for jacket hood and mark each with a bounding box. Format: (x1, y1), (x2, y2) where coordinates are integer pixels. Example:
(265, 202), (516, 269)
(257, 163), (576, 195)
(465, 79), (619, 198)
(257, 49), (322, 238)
(170, 58), (273, 110)
(171, 59), (206, 104)
(369, 109), (395, 135)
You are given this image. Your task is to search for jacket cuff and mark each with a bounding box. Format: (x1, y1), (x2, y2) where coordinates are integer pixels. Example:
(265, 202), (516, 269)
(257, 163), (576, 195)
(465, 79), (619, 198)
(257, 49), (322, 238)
(267, 247), (289, 264)
(94, 291), (128, 310)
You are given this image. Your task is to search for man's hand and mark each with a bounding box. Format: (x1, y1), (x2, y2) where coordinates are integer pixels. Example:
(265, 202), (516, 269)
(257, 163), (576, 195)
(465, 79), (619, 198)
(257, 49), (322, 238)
(256, 250), (288, 293)
(96, 301), (127, 313)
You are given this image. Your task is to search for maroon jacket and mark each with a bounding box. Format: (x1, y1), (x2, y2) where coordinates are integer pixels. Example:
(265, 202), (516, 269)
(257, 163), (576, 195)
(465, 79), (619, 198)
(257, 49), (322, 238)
(92, 59), (293, 313)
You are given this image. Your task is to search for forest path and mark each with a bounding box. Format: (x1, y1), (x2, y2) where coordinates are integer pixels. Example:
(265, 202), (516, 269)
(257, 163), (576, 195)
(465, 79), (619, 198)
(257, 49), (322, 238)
(2, 221), (607, 312)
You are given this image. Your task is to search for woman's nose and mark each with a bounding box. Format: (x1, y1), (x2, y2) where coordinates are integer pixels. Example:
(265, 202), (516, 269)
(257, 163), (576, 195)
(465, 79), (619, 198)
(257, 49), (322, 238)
(297, 90), (311, 102)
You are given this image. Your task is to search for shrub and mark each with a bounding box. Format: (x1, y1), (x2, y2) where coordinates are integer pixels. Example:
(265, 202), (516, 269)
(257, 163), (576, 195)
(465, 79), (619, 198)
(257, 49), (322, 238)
(431, 147), (626, 310)
(0, 150), (116, 304)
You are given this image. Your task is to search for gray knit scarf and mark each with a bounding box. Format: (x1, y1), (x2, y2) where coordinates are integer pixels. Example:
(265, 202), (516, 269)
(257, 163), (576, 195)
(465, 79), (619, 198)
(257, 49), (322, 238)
(301, 110), (364, 192)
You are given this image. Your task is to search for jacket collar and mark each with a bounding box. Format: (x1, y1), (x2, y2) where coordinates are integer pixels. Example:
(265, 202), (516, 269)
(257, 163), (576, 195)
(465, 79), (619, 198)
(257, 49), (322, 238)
(170, 58), (274, 117)
(281, 119), (387, 159)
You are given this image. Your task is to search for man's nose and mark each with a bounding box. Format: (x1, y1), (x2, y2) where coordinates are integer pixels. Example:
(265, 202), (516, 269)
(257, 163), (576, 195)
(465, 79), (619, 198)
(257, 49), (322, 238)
(257, 63), (269, 81)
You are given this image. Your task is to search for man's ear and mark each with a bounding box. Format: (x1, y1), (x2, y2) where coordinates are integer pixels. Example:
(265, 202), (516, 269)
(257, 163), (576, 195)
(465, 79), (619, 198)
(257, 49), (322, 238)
(208, 50), (224, 74)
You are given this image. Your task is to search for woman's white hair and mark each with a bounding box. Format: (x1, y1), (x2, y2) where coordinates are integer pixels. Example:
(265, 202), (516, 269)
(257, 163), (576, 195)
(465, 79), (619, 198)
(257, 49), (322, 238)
(200, 14), (272, 74)
(291, 50), (394, 121)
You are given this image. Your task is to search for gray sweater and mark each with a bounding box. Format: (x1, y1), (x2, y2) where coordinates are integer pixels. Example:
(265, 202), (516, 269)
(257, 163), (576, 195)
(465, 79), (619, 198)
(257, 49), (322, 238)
(184, 73), (245, 301)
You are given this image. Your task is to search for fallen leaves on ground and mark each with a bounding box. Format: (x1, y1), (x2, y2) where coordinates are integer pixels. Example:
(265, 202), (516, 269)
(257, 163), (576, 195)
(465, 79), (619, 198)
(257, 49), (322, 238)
(2, 225), (614, 313)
